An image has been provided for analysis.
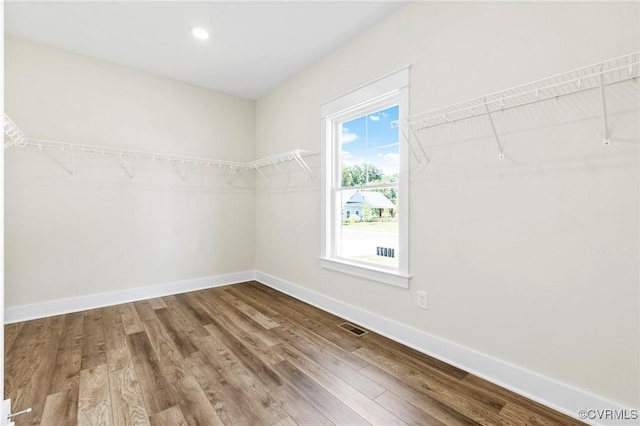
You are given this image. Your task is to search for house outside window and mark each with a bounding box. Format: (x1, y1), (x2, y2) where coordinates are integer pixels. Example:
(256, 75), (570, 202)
(320, 68), (410, 288)
(342, 190), (394, 221)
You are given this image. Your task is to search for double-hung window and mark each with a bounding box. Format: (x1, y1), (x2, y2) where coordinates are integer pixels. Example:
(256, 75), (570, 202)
(320, 68), (410, 288)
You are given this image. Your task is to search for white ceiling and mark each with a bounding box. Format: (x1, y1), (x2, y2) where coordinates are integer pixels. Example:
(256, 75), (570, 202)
(4, 1), (406, 100)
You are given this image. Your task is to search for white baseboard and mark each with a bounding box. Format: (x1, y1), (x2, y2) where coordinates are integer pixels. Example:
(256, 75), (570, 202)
(4, 271), (255, 324)
(254, 270), (634, 426)
(4, 269), (634, 425)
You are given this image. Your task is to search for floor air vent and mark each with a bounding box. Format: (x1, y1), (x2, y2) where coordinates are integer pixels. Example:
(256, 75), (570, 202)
(339, 322), (369, 337)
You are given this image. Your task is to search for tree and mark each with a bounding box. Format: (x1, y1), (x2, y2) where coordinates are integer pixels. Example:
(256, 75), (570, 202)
(379, 174), (398, 206)
(342, 162), (399, 207)
(341, 162), (384, 187)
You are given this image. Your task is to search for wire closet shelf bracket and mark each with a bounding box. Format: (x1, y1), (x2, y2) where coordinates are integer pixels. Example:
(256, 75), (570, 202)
(2, 114), (316, 184)
(393, 52), (640, 168)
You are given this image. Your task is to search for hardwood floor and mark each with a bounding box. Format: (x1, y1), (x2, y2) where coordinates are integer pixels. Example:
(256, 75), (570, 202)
(5, 281), (584, 426)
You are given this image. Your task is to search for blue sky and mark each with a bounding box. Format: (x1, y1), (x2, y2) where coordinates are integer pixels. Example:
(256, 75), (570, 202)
(340, 105), (399, 175)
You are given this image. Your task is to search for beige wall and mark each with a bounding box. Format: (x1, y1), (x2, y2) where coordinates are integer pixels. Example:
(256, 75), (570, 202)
(255, 2), (639, 408)
(5, 36), (256, 307)
(5, 1), (639, 410)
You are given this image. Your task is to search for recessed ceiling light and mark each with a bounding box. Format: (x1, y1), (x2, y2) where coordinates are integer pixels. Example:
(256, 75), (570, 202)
(191, 27), (210, 40)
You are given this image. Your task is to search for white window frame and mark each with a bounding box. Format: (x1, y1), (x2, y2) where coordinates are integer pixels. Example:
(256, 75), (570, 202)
(320, 68), (410, 288)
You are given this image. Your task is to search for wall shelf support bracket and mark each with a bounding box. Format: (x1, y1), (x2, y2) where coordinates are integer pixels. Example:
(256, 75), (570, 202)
(130, 156), (138, 180)
(176, 161), (191, 182)
(292, 150), (315, 179)
(485, 99), (505, 159)
(69, 148), (76, 178)
(408, 124), (432, 168)
(397, 121), (430, 169)
(598, 69), (611, 146)
(254, 166), (271, 185)
(398, 123), (421, 168)
(226, 166), (237, 186)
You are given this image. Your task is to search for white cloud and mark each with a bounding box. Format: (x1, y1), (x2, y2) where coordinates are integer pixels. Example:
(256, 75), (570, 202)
(341, 127), (359, 143)
(369, 115), (380, 121)
(375, 152), (400, 175)
(376, 152), (399, 162)
(340, 151), (359, 168)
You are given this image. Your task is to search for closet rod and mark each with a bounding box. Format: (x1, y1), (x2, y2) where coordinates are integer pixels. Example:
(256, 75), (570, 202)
(395, 52), (639, 131)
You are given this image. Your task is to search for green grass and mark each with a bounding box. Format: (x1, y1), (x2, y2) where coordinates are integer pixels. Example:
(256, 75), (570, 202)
(342, 221), (398, 232)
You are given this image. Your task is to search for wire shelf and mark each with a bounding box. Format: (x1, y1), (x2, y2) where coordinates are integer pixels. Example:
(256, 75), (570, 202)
(398, 52), (639, 130)
(394, 52), (640, 166)
(3, 114), (316, 183)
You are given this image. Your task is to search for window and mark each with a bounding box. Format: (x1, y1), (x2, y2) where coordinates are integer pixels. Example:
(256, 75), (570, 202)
(320, 68), (410, 288)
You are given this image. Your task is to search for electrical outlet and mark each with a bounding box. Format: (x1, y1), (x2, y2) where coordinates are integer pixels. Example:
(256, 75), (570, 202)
(417, 291), (428, 310)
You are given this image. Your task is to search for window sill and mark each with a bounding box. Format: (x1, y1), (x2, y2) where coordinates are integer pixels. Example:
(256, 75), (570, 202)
(319, 257), (410, 288)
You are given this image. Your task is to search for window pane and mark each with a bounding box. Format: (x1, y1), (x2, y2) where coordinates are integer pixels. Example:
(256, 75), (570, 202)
(362, 144), (399, 184)
(340, 115), (366, 152)
(340, 105), (399, 188)
(339, 188), (399, 267)
(365, 105), (399, 149)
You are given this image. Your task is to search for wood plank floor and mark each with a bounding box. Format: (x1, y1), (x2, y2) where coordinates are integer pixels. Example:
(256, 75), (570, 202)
(5, 281), (585, 426)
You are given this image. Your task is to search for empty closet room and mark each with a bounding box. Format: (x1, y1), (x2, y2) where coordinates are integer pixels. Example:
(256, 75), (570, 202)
(3, 1), (639, 425)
